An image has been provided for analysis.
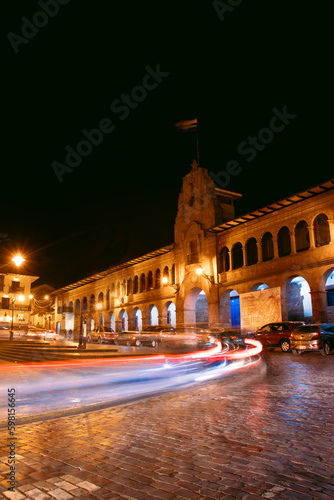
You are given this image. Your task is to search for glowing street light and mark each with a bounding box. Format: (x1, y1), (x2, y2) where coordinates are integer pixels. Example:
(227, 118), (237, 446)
(12, 254), (25, 267)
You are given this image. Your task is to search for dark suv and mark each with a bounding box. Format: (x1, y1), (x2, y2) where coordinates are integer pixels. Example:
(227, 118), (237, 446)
(253, 322), (304, 352)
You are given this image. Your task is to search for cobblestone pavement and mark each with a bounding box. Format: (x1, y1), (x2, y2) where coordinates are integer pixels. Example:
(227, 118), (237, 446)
(0, 351), (333, 500)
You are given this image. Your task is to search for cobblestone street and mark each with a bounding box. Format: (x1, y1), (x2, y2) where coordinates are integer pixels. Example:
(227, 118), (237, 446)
(1, 351), (333, 500)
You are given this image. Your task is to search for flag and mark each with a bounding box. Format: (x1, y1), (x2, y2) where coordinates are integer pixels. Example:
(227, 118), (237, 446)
(174, 118), (198, 132)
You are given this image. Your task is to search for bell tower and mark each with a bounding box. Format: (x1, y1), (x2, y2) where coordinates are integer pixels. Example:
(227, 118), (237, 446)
(174, 160), (241, 245)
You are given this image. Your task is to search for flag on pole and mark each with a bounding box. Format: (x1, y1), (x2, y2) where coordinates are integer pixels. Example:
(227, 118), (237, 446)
(174, 118), (198, 132)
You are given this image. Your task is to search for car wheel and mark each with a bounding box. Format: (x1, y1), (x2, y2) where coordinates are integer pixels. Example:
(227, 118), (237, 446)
(151, 340), (158, 348)
(322, 342), (332, 356)
(280, 340), (290, 352)
(126, 340), (131, 346)
(135, 339), (141, 347)
(87, 336), (91, 343)
(292, 349), (302, 355)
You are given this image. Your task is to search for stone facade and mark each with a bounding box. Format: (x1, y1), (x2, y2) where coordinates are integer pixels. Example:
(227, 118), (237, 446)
(53, 162), (334, 336)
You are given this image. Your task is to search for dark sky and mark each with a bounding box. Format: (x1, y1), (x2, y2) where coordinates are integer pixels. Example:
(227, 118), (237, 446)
(2, 1), (331, 289)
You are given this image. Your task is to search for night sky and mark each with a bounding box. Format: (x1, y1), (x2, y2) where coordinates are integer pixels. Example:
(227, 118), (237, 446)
(2, 1), (331, 289)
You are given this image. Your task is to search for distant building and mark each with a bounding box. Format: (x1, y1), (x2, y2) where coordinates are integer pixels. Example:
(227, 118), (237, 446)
(0, 267), (39, 331)
(53, 162), (334, 337)
(30, 283), (55, 329)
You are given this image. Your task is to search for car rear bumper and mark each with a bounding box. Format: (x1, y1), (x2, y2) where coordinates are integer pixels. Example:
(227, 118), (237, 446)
(290, 340), (321, 351)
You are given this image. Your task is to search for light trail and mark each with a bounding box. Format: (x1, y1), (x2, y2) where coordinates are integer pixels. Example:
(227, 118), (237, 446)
(0, 339), (264, 423)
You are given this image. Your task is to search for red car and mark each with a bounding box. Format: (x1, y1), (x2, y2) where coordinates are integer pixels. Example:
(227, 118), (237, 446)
(253, 322), (304, 352)
(87, 326), (118, 344)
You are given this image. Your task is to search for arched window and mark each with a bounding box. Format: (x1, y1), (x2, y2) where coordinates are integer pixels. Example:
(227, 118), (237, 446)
(147, 271), (153, 290)
(218, 246), (230, 272)
(155, 269), (161, 288)
(90, 295), (95, 313)
(133, 276), (139, 294)
(106, 290), (110, 309)
(140, 273), (146, 293)
(295, 221), (310, 252)
(163, 266), (169, 284)
(314, 214), (330, 246)
(82, 297), (88, 314)
(278, 226), (291, 257)
(246, 238), (258, 266)
(232, 242), (243, 270)
(127, 278), (132, 295)
(262, 232), (274, 261)
(75, 299), (80, 315)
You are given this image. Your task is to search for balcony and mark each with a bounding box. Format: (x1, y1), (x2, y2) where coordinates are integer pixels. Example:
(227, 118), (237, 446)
(8, 286), (25, 294)
(187, 252), (199, 265)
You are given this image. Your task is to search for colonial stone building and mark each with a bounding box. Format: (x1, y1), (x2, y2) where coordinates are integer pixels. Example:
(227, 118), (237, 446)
(53, 162), (334, 337)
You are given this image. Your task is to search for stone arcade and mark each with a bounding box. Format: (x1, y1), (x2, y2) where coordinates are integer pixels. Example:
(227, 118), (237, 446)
(53, 162), (334, 337)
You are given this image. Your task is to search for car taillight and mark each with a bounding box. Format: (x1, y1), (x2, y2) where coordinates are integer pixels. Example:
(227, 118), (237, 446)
(312, 329), (320, 339)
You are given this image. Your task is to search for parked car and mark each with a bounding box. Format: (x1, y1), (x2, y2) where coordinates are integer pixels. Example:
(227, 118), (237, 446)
(131, 326), (176, 347)
(253, 322), (304, 352)
(202, 328), (248, 350)
(26, 326), (57, 340)
(87, 326), (118, 344)
(114, 331), (141, 347)
(290, 323), (334, 355)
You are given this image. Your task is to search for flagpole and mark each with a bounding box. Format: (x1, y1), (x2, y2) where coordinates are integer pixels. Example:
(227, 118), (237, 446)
(196, 122), (200, 166)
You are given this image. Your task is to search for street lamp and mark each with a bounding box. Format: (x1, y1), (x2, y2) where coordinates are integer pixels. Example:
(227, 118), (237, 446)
(161, 276), (180, 292)
(12, 254), (25, 267)
(196, 267), (216, 285)
(9, 294), (24, 340)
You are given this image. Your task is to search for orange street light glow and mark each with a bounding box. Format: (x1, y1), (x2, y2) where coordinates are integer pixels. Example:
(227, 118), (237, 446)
(12, 254), (25, 266)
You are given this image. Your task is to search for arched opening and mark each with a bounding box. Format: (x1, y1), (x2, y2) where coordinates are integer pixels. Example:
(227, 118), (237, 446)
(325, 269), (334, 322)
(118, 309), (128, 332)
(75, 299), (80, 315)
(163, 266), (169, 285)
(155, 269), (161, 289)
(314, 214), (331, 246)
(219, 289), (240, 328)
(218, 246), (230, 273)
(145, 304), (159, 326)
(127, 278), (132, 295)
(131, 307), (142, 331)
(278, 226), (291, 257)
(232, 242), (243, 269)
(82, 297), (88, 314)
(106, 290), (110, 309)
(246, 237), (258, 266)
(133, 276), (139, 294)
(250, 283), (269, 291)
(147, 271), (153, 290)
(262, 232), (274, 261)
(230, 290), (240, 328)
(140, 273), (146, 293)
(66, 301), (74, 331)
(286, 276), (313, 322)
(295, 221), (310, 252)
(166, 302), (176, 326)
(90, 294), (95, 313)
(184, 288), (209, 327)
(106, 311), (115, 331)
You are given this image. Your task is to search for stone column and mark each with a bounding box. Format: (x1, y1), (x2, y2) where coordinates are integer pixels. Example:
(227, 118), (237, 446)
(257, 242), (263, 263)
(307, 224), (316, 249)
(328, 218), (334, 243)
(310, 291), (328, 323)
(290, 230), (297, 255)
(272, 235), (279, 259)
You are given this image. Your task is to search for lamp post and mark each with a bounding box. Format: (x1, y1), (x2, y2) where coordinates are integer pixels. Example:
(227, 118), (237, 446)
(9, 254), (25, 341)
